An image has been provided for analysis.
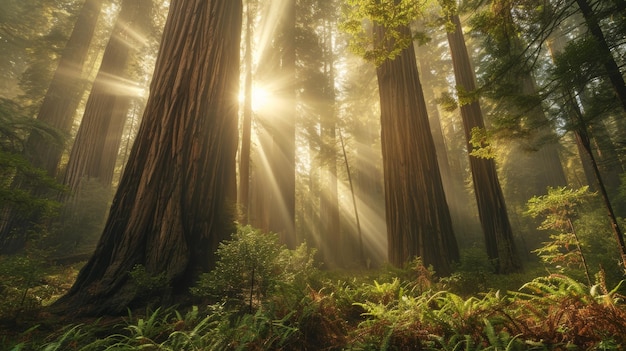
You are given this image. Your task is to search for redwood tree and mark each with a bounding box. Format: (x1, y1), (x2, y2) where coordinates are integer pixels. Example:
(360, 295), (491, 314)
(26, 0), (104, 177)
(444, 10), (522, 273)
(364, 2), (459, 274)
(63, 0), (153, 193)
(52, 0), (242, 316)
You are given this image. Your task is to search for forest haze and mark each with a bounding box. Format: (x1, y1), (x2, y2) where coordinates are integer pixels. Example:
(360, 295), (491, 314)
(1, 0), (626, 349)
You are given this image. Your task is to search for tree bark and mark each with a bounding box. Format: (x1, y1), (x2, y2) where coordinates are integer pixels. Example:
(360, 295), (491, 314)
(238, 0), (253, 223)
(26, 0), (104, 177)
(63, 0), (153, 193)
(446, 14), (522, 273)
(374, 22), (459, 275)
(51, 0), (242, 316)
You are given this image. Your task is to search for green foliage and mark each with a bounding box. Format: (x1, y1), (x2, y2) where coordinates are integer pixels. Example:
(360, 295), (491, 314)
(339, 0), (429, 65)
(525, 186), (593, 277)
(129, 264), (168, 297)
(469, 127), (496, 159)
(510, 274), (626, 348)
(437, 91), (459, 112)
(192, 225), (317, 310)
(0, 253), (77, 321)
(0, 97), (66, 251)
(5, 268), (626, 350)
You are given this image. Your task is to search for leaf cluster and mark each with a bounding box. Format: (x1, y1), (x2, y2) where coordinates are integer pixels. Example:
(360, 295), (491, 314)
(525, 186), (593, 272)
(339, 0), (429, 65)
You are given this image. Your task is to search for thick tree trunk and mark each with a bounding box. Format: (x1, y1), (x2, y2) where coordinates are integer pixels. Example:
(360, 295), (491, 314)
(374, 22), (459, 275)
(51, 0), (242, 316)
(63, 0), (153, 193)
(446, 14), (522, 273)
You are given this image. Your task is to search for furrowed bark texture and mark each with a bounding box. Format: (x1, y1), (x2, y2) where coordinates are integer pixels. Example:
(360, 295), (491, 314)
(53, 0), (241, 316)
(375, 23), (459, 275)
(446, 14), (522, 273)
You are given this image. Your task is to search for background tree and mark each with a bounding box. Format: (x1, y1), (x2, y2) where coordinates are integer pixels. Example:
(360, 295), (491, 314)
(25, 0), (104, 178)
(52, 0), (242, 316)
(342, 0), (460, 274)
(270, 0), (297, 248)
(238, 0), (256, 223)
(63, 0), (155, 194)
(0, 0), (102, 254)
(441, 0), (521, 273)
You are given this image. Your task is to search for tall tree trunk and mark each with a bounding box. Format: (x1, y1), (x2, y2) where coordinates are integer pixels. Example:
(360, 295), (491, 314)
(374, 22), (459, 275)
(64, 0), (153, 193)
(270, 0), (296, 248)
(238, 0), (253, 223)
(26, 0), (104, 177)
(446, 14), (522, 273)
(417, 54), (471, 236)
(51, 0), (242, 316)
(320, 18), (341, 267)
(573, 114), (626, 269)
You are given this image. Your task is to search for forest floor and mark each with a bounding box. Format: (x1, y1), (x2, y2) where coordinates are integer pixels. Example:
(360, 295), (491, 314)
(2, 227), (626, 351)
(1, 258), (626, 350)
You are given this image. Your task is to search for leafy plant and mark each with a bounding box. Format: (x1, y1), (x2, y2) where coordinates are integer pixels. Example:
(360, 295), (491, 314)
(0, 253), (57, 320)
(192, 224), (317, 311)
(129, 264), (168, 296)
(525, 186), (594, 284)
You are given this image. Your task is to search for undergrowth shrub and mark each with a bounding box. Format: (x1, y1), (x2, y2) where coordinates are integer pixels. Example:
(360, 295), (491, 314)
(0, 252), (73, 321)
(190, 224), (351, 349)
(191, 224), (317, 310)
(509, 274), (626, 349)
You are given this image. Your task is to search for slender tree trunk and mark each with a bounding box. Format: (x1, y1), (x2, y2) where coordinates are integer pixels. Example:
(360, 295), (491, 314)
(340, 129), (364, 265)
(238, 0), (253, 223)
(51, 0), (242, 316)
(417, 55), (469, 235)
(446, 14), (521, 273)
(374, 22), (459, 275)
(574, 124), (626, 270)
(270, 0), (296, 248)
(320, 18), (341, 267)
(64, 0), (153, 193)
